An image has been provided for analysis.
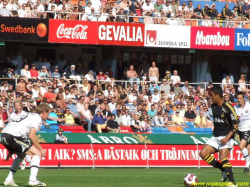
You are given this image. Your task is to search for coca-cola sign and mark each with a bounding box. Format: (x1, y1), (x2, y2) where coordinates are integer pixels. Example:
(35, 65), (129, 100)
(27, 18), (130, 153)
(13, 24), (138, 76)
(49, 20), (98, 44)
(191, 27), (235, 50)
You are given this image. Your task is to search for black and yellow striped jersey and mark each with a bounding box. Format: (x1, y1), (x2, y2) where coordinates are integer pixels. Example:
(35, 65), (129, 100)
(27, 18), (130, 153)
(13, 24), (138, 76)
(212, 101), (238, 138)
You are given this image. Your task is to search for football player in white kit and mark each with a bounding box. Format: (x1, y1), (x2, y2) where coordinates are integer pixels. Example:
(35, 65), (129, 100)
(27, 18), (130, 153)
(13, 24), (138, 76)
(1, 103), (51, 186)
(234, 92), (250, 172)
(9, 100), (32, 170)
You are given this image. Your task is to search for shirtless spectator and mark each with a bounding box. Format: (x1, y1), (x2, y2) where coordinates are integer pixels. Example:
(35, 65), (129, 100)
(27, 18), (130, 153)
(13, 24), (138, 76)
(148, 61), (159, 86)
(127, 65), (140, 88)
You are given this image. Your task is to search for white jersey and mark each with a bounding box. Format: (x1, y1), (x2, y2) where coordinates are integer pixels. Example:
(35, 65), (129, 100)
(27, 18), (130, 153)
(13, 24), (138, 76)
(234, 103), (250, 131)
(9, 110), (29, 123)
(3, 113), (42, 138)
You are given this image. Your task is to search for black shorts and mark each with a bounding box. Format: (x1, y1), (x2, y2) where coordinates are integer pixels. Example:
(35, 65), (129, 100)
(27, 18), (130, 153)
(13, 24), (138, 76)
(239, 130), (250, 143)
(1, 133), (32, 155)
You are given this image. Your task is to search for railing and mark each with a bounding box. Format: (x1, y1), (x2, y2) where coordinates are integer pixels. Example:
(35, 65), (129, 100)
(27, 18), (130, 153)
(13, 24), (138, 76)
(1, 9), (250, 28)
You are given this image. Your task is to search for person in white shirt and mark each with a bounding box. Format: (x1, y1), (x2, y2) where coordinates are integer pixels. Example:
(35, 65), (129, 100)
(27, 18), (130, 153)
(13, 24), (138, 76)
(21, 64), (31, 79)
(170, 70), (181, 86)
(178, 2), (188, 15)
(152, 89), (160, 103)
(166, 14), (178, 25)
(108, 97), (116, 112)
(57, 0), (69, 10)
(88, 7), (97, 21)
(142, 0), (154, 16)
(0, 0), (3, 8)
(18, 3), (29, 18)
(152, 112), (164, 126)
(221, 75), (232, 91)
(98, 7), (108, 21)
(122, 109), (131, 126)
(234, 92), (250, 172)
(85, 1), (92, 14)
(35, 0), (44, 11)
(85, 70), (95, 81)
(18, 0), (27, 7)
(128, 90), (137, 105)
(163, 1), (172, 17)
(46, 0), (57, 10)
(0, 2), (13, 16)
(202, 15), (212, 27)
(1, 103), (50, 187)
(91, 0), (101, 13)
(82, 103), (93, 132)
(81, 8), (88, 20)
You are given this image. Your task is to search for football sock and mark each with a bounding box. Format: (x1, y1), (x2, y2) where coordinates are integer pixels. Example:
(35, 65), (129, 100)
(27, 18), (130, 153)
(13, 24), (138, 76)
(242, 148), (250, 166)
(221, 158), (235, 184)
(202, 155), (224, 171)
(25, 155), (32, 164)
(6, 157), (23, 181)
(29, 155), (41, 181)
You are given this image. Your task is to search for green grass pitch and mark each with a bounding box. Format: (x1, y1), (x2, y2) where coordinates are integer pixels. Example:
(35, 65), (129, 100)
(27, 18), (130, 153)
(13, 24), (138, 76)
(0, 168), (250, 187)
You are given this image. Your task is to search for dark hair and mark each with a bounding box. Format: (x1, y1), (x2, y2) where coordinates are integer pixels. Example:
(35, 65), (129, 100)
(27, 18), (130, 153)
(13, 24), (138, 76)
(210, 86), (223, 98)
(236, 91), (245, 98)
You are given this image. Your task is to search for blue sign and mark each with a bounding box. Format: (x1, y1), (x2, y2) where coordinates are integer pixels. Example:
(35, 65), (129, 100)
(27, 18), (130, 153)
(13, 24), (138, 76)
(235, 29), (250, 51)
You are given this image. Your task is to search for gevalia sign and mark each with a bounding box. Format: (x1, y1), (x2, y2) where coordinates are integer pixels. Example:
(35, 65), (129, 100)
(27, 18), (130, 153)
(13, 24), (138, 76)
(0, 17), (48, 42)
(191, 27), (235, 50)
(48, 20), (98, 44)
(234, 28), (250, 51)
(97, 22), (144, 46)
(144, 25), (191, 48)
(0, 144), (245, 167)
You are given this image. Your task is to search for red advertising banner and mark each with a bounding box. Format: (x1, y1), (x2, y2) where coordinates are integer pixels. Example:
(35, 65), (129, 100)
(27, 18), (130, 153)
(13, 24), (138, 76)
(0, 144), (245, 167)
(48, 20), (98, 44)
(190, 27), (235, 50)
(97, 22), (144, 46)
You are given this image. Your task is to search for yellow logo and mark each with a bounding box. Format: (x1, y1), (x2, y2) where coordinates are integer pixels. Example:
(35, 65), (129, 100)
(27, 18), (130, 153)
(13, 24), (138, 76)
(36, 134), (46, 143)
(132, 134), (153, 144)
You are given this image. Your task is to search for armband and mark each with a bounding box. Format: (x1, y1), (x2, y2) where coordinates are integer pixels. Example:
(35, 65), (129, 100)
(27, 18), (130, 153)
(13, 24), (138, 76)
(232, 125), (238, 133)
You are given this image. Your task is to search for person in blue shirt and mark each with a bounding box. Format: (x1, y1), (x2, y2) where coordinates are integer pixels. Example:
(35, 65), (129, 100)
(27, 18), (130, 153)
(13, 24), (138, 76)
(51, 66), (61, 79)
(149, 81), (160, 94)
(147, 104), (157, 118)
(67, 99), (79, 117)
(92, 110), (107, 133)
(39, 66), (49, 78)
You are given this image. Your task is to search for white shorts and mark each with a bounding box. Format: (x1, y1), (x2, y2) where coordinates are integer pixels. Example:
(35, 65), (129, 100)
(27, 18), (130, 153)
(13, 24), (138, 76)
(206, 136), (234, 151)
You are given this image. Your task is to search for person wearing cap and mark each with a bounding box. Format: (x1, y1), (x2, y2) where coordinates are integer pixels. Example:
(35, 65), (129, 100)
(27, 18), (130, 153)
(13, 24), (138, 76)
(164, 71), (171, 82)
(29, 64), (39, 78)
(51, 66), (61, 79)
(39, 66), (49, 78)
(172, 109), (188, 127)
(209, 4), (218, 19)
(149, 62), (159, 86)
(85, 0), (93, 14)
(126, 65), (140, 89)
(152, 89), (160, 103)
(21, 64), (31, 79)
(162, 1), (172, 17)
(85, 70), (95, 82)
(202, 4), (210, 17)
(104, 72), (111, 86)
(232, 6), (239, 18)
(66, 65), (77, 78)
(149, 80), (160, 94)
(194, 4), (203, 19)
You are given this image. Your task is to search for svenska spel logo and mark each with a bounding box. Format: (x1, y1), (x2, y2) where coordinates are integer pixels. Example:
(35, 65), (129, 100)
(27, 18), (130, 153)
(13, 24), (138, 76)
(146, 30), (157, 45)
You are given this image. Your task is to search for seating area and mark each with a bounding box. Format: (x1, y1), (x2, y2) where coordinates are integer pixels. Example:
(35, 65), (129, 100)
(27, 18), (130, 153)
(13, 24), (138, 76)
(37, 123), (213, 135)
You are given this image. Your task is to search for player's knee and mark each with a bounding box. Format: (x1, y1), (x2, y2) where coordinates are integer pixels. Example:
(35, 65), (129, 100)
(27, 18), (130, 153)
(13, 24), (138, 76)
(199, 150), (206, 159)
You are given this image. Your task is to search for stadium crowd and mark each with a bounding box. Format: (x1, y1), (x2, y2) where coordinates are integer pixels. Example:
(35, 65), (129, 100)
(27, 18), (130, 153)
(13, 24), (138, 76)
(0, 55), (248, 134)
(0, 0), (249, 26)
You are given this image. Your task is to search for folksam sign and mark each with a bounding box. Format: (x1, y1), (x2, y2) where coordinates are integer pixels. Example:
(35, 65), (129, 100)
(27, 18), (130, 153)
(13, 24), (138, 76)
(234, 28), (250, 51)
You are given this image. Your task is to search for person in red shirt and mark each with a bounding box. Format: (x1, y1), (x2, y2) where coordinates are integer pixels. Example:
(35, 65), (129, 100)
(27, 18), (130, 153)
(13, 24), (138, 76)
(43, 87), (56, 103)
(29, 64), (39, 78)
(96, 69), (105, 81)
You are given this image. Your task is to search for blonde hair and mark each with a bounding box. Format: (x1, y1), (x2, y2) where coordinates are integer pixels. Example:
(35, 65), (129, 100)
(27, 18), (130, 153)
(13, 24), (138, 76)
(58, 128), (64, 132)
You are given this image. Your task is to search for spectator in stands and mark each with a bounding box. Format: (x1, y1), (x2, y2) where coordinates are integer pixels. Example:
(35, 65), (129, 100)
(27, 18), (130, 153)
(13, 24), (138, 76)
(221, 3), (232, 20)
(18, 3), (30, 18)
(209, 4), (218, 20)
(127, 65), (140, 88)
(98, 7), (109, 21)
(93, 110), (107, 133)
(194, 110), (207, 128)
(178, 2), (188, 17)
(239, 62), (249, 82)
(64, 107), (76, 126)
(142, 0), (154, 16)
(21, 64), (31, 79)
(170, 0), (178, 16)
(162, 1), (171, 17)
(238, 74), (248, 92)
(186, 0), (194, 19)
(170, 70), (181, 87)
(0, 1), (13, 17)
(116, 8), (126, 22)
(69, 6), (80, 20)
(243, 2), (250, 19)
(88, 7), (98, 21)
(154, 0), (163, 17)
(149, 81), (160, 94)
(81, 8), (88, 20)
(151, 111), (164, 127)
(172, 109), (188, 127)
(51, 66), (61, 79)
(82, 103), (93, 132)
(202, 4), (210, 17)
(122, 109), (131, 126)
(43, 87), (56, 103)
(184, 105), (196, 122)
(149, 61), (159, 85)
(182, 81), (189, 96)
(57, 0), (69, 10)
(131, 114), (142, 132)
(39, 66), (49, 78)
(55, 128), (68, 144)
(57, 54), (67, 74)
(29, 64), (39, 78)
(202, 15), (212, 27)
(222, 74), (232, 91)
(107, 114), (120, 133)
(193, 4), (203, 19)
(160, 79), (170, 95)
